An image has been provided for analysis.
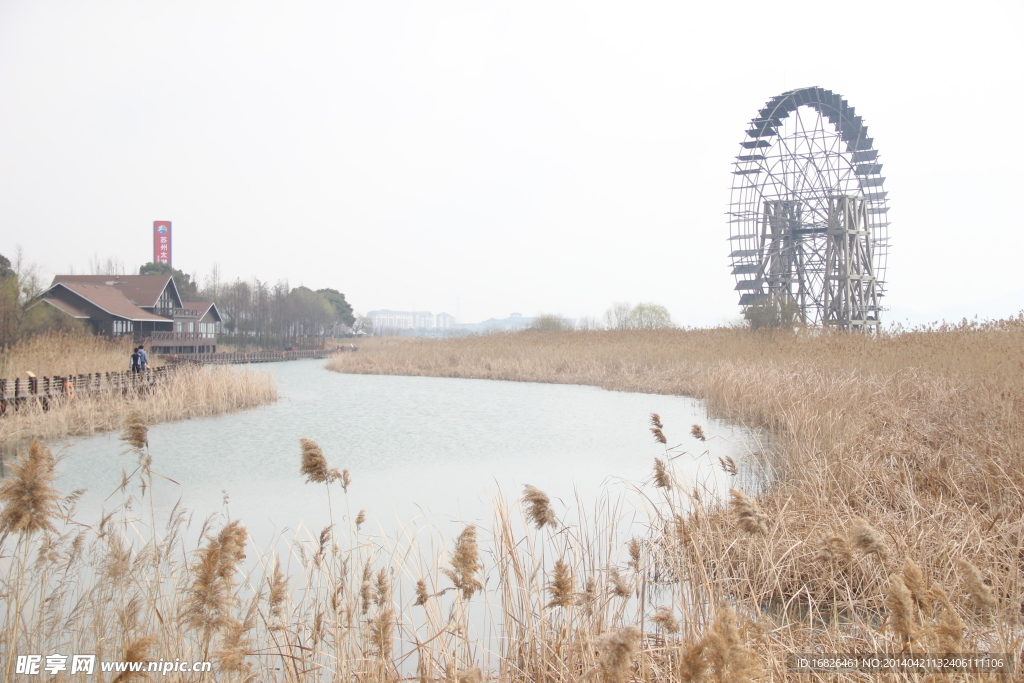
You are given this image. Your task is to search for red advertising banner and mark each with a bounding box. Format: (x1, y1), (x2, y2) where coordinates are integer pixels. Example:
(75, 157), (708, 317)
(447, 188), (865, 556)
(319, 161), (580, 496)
(153, 221), (172, 266)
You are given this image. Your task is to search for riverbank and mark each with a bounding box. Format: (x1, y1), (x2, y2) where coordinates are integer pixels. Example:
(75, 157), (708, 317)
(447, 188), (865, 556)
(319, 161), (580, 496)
(0, 331), (163, 378)
(0, 364), (277, 445)
(326, 323), (1024, 676)
(0, 332), (278, 445)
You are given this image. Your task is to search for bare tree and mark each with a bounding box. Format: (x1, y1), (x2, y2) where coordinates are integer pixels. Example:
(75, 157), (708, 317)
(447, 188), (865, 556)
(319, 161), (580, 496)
(603, 301), (632, 330)
(88, 254), (126, 275)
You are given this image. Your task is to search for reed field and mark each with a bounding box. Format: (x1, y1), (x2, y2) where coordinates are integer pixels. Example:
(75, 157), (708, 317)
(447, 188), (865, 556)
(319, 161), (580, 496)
(0, 332), (163, 378)
(0, 322), (1020, 681)
(1, 332), (278, 446)
(323, 321), (1024, 679)
(0, 364), (278, 446)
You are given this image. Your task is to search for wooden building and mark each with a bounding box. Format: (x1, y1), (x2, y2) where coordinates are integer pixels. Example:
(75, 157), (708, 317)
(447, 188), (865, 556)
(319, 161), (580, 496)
(34, 275), (221, 353)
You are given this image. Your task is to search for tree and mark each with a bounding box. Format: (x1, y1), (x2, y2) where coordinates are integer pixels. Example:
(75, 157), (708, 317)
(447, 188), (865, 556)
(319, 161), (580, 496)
(0, 249), (48, 347)
(602, 301), (674, 330)
(0, 254), (18, 346)
(575, 315), (603, 330)
(531, 314), (570, 331)
(316, 288), (356, 329)
(139, 262), (199, 300)
(352, 315), (373, 335)
(604, 302), (632, 330)
(628, 303), (673, 330)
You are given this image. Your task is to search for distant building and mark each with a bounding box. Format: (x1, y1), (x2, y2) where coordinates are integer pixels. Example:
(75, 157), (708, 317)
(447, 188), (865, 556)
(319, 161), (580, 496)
(368, 309), (437, 332)
(435, 312), (456, 329)
(33, 274), (221, 354)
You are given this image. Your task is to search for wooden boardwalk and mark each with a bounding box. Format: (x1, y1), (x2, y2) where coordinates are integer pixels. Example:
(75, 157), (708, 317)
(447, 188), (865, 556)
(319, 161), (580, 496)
(0, 366), (176, 416)
(160, 348), (350, 364)
(0, 348), (353, 416)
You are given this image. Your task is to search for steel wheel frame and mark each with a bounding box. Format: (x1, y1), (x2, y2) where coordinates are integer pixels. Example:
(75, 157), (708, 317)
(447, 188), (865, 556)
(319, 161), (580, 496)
(728, 87), (888, 328)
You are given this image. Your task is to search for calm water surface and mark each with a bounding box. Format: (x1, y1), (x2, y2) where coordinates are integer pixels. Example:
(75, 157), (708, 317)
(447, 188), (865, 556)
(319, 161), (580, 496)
(54, 361), (762, 542)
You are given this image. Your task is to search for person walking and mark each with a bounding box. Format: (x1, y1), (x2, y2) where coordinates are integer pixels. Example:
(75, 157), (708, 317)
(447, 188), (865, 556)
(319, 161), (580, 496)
(130, 347), (141, 374)
(138, 345), (149, 372)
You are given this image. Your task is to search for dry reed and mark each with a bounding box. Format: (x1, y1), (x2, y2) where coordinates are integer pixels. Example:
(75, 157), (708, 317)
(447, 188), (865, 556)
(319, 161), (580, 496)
(2, 322), (1022, 681)
(0, 440), (60, 537)
(321, 323), (1024, 679)
(0, 364), (277, 445)
(0, 331), (161, 378)
(522, 484), (557, 530)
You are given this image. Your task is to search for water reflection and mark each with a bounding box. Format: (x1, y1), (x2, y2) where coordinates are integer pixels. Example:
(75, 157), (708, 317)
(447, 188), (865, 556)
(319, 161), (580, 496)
(44, 361), (764, 542)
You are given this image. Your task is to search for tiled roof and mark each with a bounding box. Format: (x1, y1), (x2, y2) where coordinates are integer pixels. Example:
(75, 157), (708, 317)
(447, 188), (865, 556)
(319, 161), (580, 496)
(39, 298), (89, 318)
(48, 283), (172, 322)
(50, 274), (180, 308)
(182, 301), (221, 321)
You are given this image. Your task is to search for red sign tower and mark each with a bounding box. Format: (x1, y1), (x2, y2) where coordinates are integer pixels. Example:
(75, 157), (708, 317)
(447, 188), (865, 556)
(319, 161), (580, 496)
(153, 221), (172, 266)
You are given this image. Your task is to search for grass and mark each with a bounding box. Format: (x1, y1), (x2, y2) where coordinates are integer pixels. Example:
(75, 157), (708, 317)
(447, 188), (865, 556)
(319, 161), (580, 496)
(323, 321), (1024, 677)
(1, 332), (278, 446)
(0, 331), (163, 378)
(0, 364), (278, 445)
(0, 321), (1021, 681)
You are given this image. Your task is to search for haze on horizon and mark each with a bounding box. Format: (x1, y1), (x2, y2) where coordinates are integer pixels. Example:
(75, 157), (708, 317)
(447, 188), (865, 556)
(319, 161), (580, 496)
(1, 1), (1021, 327)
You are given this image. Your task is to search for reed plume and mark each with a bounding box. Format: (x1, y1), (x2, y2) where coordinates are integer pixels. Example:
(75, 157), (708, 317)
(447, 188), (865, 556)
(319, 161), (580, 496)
(215, 617), (253, 677)
(717, 455), (738, 476)
(649, 413), (663, 429)
(929, 585), (965, 652)
(522, 485), (557, 529)
(594, 626), (641, 683)
(653, 458), (671, 488)
(368, 607), (395, 658)
(651, 607), (680, 634)
(901, 557), (929, 615)
(120, 411), (148, 452)
(608, 568), (633, 598)
(678, 638), (708, 683)
(111, 635), (157, 683)
(267, 559), (288, 626)
(299, 437), (342, 484)
(355, 509), (366, 529)
(815, 534), (853, 565)
(181, 520), (248, 640)
(954, 558), (998, 612)
(850, 517), (889, 563)
(651, 427), (667, 444)
(442, 524), (483, 599)
(374, 568), (391, 608)
(885, 573), (917, 649)
(546, 558), (574, 608)
(413, 578), (430, 606)
(728, 489), (767, 535)
(0, 439), (61, 537)
(360, 560), (373, 614)
(703, 607), (758, 683)
(690, 424), (706, 442)
(578, 576), (598, 611)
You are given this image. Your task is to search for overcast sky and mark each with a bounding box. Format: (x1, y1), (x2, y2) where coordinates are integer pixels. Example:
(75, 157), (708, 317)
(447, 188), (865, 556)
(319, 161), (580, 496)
(1, 1), (1021, 326)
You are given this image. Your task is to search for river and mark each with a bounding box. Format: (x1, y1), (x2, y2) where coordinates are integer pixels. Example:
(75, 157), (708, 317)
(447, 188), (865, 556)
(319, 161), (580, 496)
(51, 360), (764, 546)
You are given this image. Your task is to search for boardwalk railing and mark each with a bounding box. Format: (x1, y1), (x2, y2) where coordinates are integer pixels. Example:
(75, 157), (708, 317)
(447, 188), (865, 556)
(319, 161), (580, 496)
(160, 348), (350, 364)
(0, 366), (177, 417)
